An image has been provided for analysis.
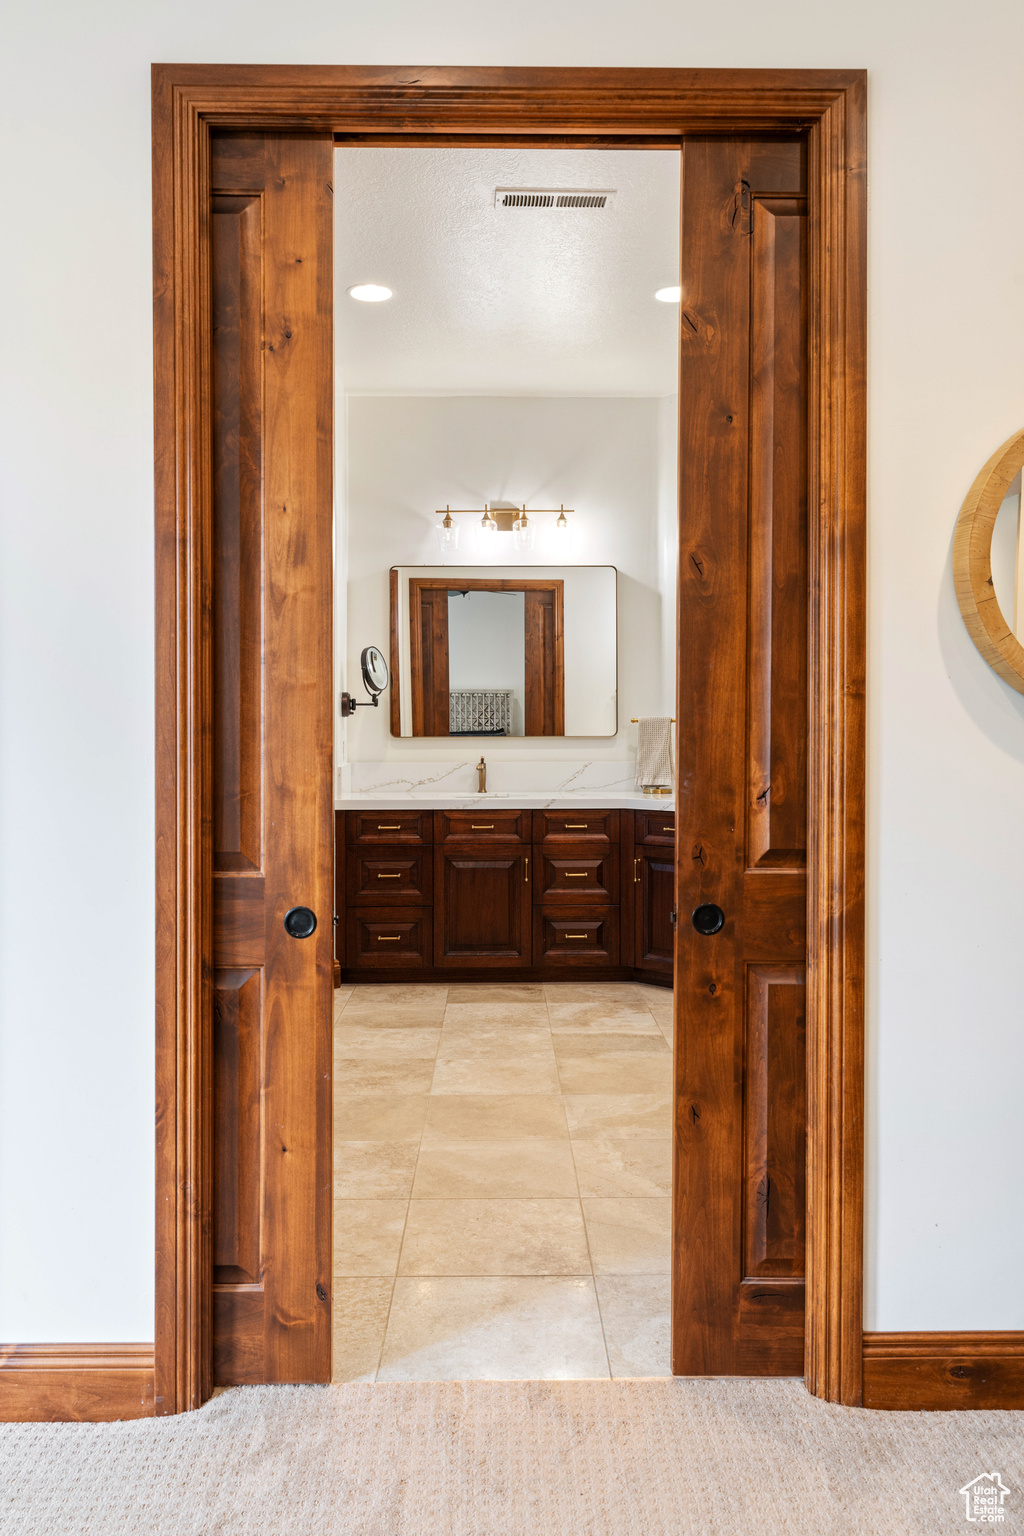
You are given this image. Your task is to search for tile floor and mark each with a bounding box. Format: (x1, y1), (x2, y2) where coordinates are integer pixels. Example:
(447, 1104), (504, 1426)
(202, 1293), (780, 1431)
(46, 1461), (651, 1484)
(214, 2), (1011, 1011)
(333, 980), (674, 1381)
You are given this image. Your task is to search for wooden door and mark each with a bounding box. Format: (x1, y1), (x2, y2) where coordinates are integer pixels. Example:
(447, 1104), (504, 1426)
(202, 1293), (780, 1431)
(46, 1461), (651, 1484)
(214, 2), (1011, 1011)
(674, 139), (808, 1375)
(523, 586), (564, 735)
(209, 133), (333, 1385)
(409, 583), (450, 736)
(435, 846), (532, 966)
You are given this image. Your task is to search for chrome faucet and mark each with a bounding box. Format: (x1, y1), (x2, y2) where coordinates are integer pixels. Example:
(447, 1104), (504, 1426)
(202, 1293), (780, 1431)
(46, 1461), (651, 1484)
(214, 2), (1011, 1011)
(477, 756), (487, 793)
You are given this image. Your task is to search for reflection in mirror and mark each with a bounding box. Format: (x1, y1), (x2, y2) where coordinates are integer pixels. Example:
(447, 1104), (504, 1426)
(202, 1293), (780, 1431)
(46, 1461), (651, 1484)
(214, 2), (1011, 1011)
(392, 565), (616, 737)
(990, 471), (1024, 635)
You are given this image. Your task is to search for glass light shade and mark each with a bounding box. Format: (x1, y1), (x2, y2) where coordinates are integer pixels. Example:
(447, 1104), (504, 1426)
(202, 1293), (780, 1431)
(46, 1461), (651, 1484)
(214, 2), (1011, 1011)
(435, 511), (459, 557)
(553, 507), (572, 546)
(479, 508), (498, 537)
(511, 510), (536, 553)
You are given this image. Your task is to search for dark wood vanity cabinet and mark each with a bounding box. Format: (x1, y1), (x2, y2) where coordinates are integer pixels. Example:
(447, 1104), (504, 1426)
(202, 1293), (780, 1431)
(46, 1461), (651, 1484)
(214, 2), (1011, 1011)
(336, 807), (675, 985)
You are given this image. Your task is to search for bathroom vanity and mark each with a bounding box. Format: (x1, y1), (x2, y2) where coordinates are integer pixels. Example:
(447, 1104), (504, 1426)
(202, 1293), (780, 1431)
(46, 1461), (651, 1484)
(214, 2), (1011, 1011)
(334, 797), (675, 985)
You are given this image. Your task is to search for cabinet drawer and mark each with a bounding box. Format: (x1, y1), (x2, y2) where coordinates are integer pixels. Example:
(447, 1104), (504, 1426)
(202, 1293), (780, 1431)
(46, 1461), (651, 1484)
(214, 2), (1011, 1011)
(346, 907), (432, 969)
(536, 809), (618, 843)
(435, 809), (528, 843)
(636, 809), (676, 845)
(536, 843), (619, 904)
(535, 907), (620, 967)
(347, 811), (431, 846)
(347, 846), (431, 906)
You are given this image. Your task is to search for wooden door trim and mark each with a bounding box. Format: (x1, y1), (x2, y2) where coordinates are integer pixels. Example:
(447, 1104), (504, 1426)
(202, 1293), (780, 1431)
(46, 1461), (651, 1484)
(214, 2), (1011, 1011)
(153, 64), (866, 1413)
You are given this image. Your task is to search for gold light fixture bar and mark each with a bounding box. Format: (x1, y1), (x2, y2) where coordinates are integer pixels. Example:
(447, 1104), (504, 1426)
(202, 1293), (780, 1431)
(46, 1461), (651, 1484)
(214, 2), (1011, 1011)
(436, 503), (574, 533)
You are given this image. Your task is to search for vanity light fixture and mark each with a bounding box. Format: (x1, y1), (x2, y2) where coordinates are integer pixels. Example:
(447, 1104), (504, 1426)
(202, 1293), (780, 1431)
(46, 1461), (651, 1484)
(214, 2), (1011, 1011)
(435, 504), (576, 540)
(347, 283), (393, 302)
(654, 285), (681, 303)
(435, 507), (460, 556)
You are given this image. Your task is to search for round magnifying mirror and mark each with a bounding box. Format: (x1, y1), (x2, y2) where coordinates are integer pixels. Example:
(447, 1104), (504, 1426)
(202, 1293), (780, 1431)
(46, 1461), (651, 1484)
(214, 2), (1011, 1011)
(360, 645), (390, 696)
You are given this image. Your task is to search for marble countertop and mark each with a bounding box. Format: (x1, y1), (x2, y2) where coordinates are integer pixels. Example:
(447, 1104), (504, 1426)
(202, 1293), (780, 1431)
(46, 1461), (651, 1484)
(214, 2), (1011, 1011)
(334, 789), (675, 811)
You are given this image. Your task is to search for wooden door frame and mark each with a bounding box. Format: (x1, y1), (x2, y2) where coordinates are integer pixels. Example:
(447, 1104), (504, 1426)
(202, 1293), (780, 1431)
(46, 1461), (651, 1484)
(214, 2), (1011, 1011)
(406, 576), (565, 737)
(153, 64), (866, 1413)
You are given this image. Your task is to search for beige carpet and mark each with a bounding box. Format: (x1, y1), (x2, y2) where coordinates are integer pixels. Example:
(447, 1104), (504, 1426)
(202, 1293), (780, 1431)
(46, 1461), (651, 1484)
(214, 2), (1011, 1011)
(1, 1380), (1021, 1535)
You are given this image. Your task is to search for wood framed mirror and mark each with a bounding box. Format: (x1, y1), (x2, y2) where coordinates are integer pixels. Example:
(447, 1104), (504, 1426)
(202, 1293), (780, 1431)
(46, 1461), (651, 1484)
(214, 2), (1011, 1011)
(390, 564), (619, 738)
(954, 427), (1024, 692)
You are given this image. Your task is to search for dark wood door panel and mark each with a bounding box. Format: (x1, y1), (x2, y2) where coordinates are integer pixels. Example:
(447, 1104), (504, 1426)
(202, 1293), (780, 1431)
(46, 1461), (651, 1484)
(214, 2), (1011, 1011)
(635, 848), (675, 975)
(212, 969), (262, 1287)
(347, 908), (432, 969)
(213, 875), (266, 967)
(537, 843), (619, 904)
(435, 809), (528, 843)
(346, 810), (431, 845)
(674, 136), (808, 1378)
(435, 847), (531, 966)
(347, 847), (431, 906)
(747, 196), (808, 872)
(209, 131), (333, 1388)
(743, 966), (806, 1278)
(535, 907), (619, 967)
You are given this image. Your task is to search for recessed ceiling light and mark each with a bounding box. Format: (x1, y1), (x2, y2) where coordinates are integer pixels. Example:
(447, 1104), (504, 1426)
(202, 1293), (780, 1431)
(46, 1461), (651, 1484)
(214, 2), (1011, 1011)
(347, 283), (393, 303)
(654, 286), (681, 303)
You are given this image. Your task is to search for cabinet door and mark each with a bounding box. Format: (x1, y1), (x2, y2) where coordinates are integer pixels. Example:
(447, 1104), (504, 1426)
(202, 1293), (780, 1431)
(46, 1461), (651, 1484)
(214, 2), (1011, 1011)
(434, 846), (532, 967)
(635, 846), (675, 976)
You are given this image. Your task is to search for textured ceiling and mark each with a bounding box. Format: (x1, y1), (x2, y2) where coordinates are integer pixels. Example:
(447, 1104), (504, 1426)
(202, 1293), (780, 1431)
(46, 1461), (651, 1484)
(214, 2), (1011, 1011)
(334, 146), (681, 396)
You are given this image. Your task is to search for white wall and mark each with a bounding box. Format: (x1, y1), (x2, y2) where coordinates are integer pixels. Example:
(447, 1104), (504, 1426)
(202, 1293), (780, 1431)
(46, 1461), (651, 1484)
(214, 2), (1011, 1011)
(3, 0), (1024, 1343)
(344, 395), (670, 770)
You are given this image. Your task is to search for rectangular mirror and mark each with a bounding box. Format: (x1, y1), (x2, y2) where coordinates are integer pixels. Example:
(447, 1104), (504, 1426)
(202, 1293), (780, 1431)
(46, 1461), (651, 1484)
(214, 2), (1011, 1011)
(391, 565), (617, 737)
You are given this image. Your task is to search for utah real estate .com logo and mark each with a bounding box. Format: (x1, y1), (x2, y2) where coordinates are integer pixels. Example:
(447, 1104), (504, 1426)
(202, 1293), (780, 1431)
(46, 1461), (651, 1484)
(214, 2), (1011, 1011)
(959, 1472), (1011, 1523)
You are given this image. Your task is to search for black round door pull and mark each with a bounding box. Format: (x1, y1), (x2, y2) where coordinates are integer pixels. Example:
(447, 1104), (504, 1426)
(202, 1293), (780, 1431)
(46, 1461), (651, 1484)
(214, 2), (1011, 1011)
(284, 906), (317, 939)
(692, 903), (725, 936)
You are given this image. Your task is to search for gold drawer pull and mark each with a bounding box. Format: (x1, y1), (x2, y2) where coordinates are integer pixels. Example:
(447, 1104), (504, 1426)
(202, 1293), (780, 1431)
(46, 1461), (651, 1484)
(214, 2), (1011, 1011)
(565, 871), (588, 878)
(525, 857), (529, 884)
(376, 873), (402, 879)
(376, 935), (401, 942)
(634, 857), (641, 883)
(471, 824), (495, 830)
(564, 823), (589, 829)
(377, 824), (402, 831)
(564, 933), (588, 940)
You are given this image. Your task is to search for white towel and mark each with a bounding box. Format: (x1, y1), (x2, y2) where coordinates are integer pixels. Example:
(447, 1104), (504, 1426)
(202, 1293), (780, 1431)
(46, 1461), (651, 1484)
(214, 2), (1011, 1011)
(635, 717), (674, 788)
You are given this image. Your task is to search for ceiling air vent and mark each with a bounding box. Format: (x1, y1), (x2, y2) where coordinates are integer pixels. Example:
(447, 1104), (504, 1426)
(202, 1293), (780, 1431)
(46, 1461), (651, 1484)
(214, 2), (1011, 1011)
(494, 188), (616, 210)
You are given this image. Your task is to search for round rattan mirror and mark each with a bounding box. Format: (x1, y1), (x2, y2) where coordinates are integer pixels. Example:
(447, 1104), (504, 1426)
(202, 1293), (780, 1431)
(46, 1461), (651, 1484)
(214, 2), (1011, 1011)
(953, 427), (1024, 695)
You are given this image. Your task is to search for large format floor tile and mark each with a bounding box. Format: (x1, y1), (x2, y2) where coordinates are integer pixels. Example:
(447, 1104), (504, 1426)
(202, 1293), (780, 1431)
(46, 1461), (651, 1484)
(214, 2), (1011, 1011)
(332, 977), (674, 1379)
(431, 1055), (562, 1096)
(411, 1140), (579, 1199)
(376, 1277), (610, 1380)
(331, 1278), (394, 1383)
(334, 1094), (429, 1141)
(333, 1141), (420, 1198)
(399, 1198), (591, 1276)
(571, 1137), (672, 1197)
(556, 1055), (672, 1095)
(423, 1093), (569, 1142)
(563, 1093), (672, 1139)
(333, 1060), (436, 1096)
(333, 1198), (409, 1276)
(338, 1003), (447, 1028)
(582, 1197), (672, 1275)
(335, 1025), (441, 1059)
(596, 1274), (671, 1377)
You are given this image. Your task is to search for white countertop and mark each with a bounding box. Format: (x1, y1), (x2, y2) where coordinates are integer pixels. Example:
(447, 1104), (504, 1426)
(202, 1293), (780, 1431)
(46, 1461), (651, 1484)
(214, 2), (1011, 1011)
(334, 789), (674, 812)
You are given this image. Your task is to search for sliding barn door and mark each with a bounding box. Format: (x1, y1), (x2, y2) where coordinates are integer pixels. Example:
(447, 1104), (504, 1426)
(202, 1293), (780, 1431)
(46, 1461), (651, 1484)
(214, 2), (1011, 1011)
(209, 133), (333, 1385)
(674, 139), (808, 1375)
